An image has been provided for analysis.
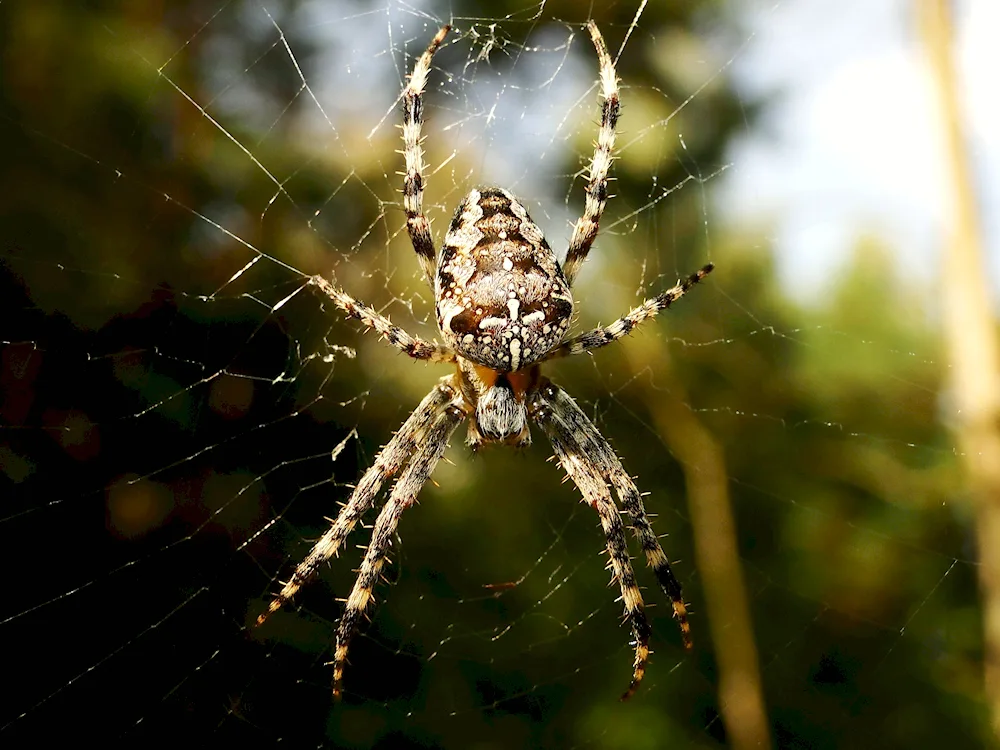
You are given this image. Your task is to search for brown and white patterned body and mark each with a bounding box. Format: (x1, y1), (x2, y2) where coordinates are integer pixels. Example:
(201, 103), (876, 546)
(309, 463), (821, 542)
(435, 187), (574, 442)
(436, 187), (574, 373)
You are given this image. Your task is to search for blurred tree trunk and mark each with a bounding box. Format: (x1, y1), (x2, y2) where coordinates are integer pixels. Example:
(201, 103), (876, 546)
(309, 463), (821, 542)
(918, 0), (1000, 740)
(625, 344), (771, 749)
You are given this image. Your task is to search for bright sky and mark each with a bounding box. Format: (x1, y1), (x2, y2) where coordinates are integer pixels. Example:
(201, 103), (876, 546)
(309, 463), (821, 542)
(717, 0), (999, 301)
(295, 0), (997, 305)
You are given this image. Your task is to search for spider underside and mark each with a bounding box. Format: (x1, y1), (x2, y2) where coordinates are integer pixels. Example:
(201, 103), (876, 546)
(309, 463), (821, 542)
(256, 21), (713, 701)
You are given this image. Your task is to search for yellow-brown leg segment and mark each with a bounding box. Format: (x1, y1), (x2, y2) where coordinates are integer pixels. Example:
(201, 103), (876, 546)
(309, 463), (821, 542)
(331, 400), (465, 699)
(562, 21), (621, 287)
(543, 264), (714, 362)
(256, 381), (457, 628)
(309, 275), (455, 363)
(530, 384), (652, 701)
(541, 385), (693, 649)
(402, 25), (450, 288)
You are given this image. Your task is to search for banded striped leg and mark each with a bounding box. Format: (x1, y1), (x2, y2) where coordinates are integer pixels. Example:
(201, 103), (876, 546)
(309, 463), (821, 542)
(540, 384), (692, 652)
(256, 380), (458, 627)
(530, 383), (652, 701)
(402, 25), (450, 288)
(543, 263), (713, 361)
(562, 21), (620, 287)
(331, 399), (466, 699)
(309, 275), (454, 363)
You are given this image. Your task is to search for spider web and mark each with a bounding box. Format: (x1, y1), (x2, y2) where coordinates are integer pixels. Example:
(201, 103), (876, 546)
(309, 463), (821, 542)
(0, 1), (984, 747)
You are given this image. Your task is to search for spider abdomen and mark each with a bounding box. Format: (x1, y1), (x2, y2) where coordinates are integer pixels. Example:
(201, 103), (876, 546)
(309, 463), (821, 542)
(436, 187), (573, 372)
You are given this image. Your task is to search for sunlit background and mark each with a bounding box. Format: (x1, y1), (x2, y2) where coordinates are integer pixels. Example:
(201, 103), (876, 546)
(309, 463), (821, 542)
(722, 0), (999, 297)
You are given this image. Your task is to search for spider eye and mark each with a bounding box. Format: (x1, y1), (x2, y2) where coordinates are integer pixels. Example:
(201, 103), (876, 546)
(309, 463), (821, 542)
(476, 379), (526, 440)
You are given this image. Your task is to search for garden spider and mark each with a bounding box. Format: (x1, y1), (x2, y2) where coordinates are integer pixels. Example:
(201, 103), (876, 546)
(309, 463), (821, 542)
(256, 21), (713, 701)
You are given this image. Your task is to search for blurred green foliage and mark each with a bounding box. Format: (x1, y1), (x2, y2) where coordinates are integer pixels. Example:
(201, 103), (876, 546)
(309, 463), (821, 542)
(0, 1), (986, 747)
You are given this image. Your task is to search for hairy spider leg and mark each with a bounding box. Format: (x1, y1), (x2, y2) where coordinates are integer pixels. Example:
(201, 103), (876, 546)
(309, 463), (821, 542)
(562, 21), (620, 287)
(309, 275), (455, 363)
(331, 398), (466, 699)
(544, 264), (714, 361)
(256, 381), (457, 627)
(540, 384), (692, 655)
(531, 382), (654, 700)
(402, 25), (451, 289)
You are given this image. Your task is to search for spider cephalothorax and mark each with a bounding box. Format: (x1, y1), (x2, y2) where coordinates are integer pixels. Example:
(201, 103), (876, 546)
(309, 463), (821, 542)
(256, 22), (713, 701)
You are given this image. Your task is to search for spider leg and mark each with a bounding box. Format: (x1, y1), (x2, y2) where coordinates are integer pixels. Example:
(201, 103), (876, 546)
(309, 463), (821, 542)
(562, 21), (620, 287)
(540, 384), (692, 653)
(529, 382), (654, 701)
(256, 379), (458, 627)
(331, 397), (466, 699)
(402, 25), (450, 288)
(309, 274), (455, 363)
(544, 263), (713, 361)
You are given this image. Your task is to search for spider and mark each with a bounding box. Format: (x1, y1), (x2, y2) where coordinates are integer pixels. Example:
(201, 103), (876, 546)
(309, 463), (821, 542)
(256, 21), (713, 701)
